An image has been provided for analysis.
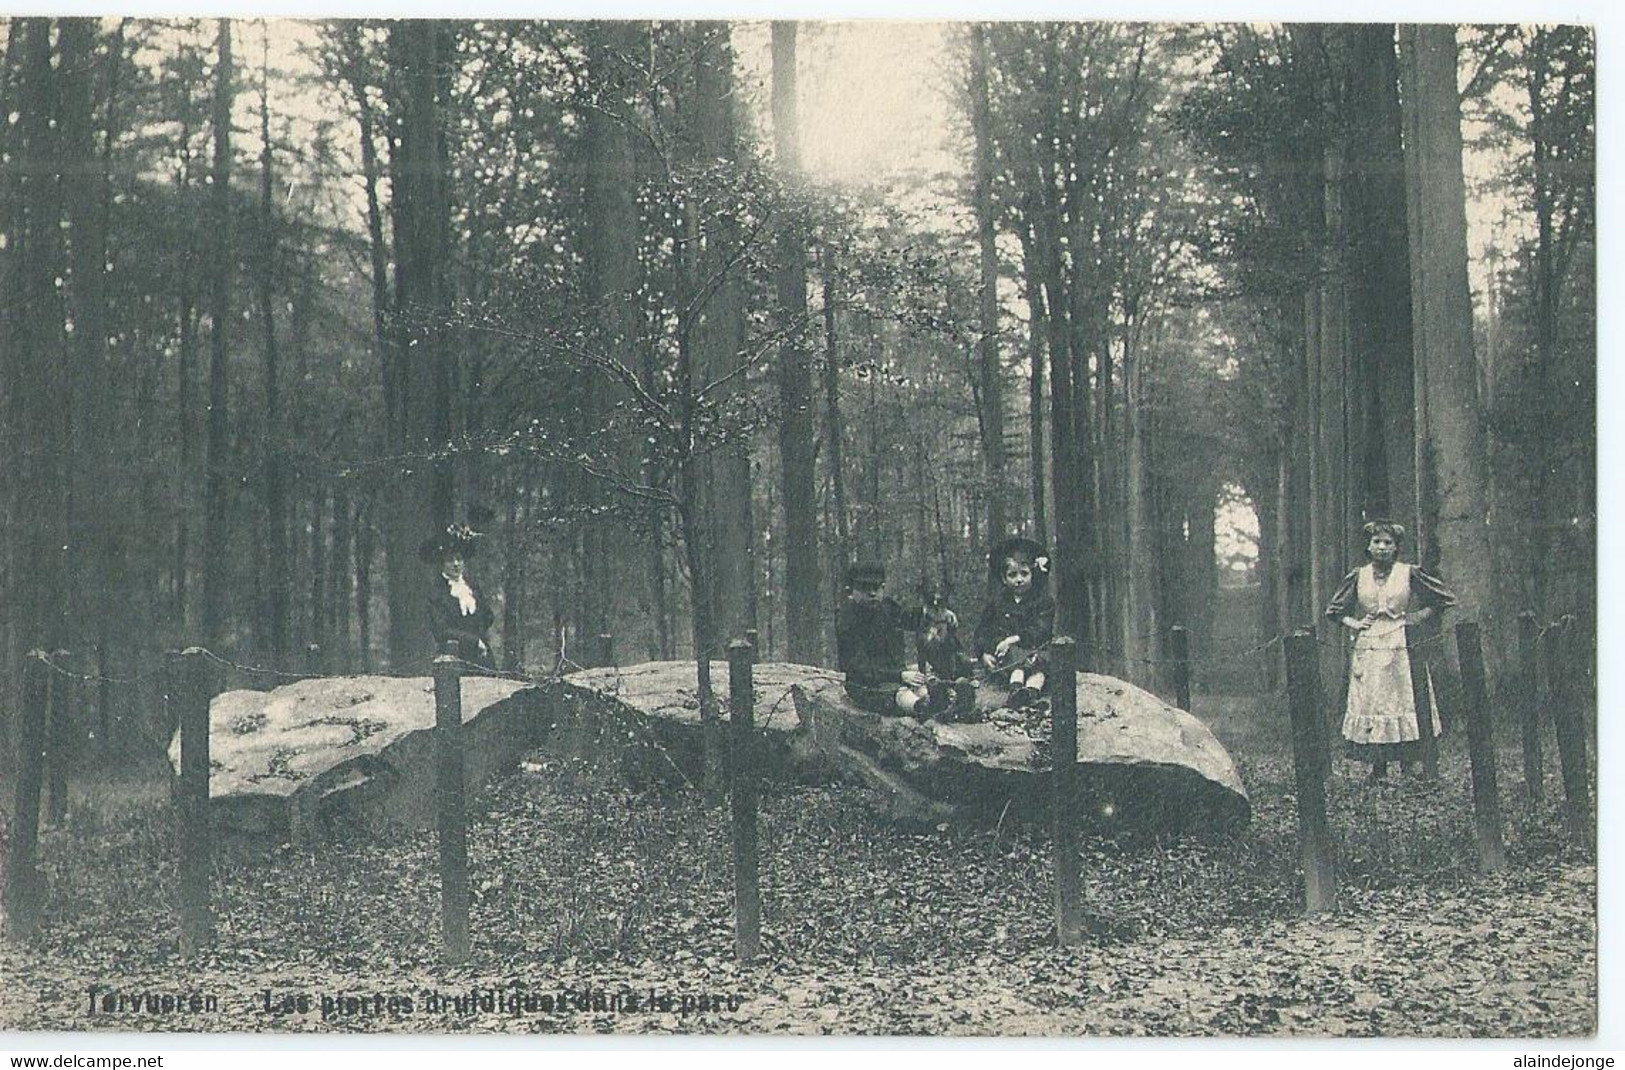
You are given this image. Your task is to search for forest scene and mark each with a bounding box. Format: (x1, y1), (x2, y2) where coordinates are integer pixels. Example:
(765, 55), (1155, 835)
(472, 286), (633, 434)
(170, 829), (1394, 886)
(0, 19), (1598, 1037)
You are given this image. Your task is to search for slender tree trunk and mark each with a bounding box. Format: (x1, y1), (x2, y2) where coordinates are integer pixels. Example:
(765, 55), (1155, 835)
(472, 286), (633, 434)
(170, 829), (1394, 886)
(0, 21), (18, 707)
(1274, 294), (1316, 635)
(690, 22), (753, 654)
(58, 18), (112, 670)
(256, 37), (289, 668)
(1255, 455), (1281, 690)
(771, 21), (822, 662)
(354, 495), (373, 671)
(1037, 202), (1086, 648)
(1298, 23), (1356, 687)
(819, 248), (849, 663)
(580, 21), (643, 642)
(329, 484), (351, 668)
(1527, 29), (1562, 619)
(502, 484), (525, 670)
(1123, 316), (1157, 686)
(1018, 220), (1049, 546)
(309, 489), (328, 659)
(10, 18), (68, 663)
(968, 23), (1008, 544)
(201, 18), (235, 650)
(170, 52), (200, 634)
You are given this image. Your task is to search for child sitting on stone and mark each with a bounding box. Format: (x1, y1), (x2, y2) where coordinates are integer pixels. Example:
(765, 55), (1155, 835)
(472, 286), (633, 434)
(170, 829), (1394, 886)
(974, 536), (1056, 708)
(837, 561), (965, 718)
(916, 589), (979, 720)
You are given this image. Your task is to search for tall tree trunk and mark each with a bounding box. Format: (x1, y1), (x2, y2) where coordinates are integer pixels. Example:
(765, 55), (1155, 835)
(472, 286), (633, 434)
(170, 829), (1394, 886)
(1255, 454), (1281, 690)
(171, 50), (200, 634)
(1123, 316), (1157, 687)
(354, 495), (373, 671)
(1018, 219), (1049, 546)
(1036, 200), (1086, 650)
(1338, 25), (1416, 531)
(771, 21), (822, 662)
(968, 23), (1008, 544)
(1299, 22), (1356, 689)
(58, 18), (112, 671)
(309, 489), (328, 661)
(1399, 25), (1498, 670)
(580, 20), (644, 644)
(201, 18), (235, 649)
(1282, 309), (1315, 631)
(329, 483), (352, 669)
(819, 248), (848, 663)
(1526, 28), (1565, 619)
(502, 484), (525, 670)
(9, 18), (68, 663)
(256, 35), (289, 668)
(0, 22), (19, 708)
(385, 20), (454, 665)
(690, 22), (753, 659)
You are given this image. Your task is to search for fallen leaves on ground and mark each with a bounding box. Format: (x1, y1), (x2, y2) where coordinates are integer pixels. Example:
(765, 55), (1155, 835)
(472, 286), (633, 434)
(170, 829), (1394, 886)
(0, 698), (1595, 1037)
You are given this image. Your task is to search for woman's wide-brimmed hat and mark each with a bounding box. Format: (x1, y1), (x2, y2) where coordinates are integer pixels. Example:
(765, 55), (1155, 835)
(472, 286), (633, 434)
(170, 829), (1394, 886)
(418, 523), (481, 563)
(989, 535), (1048, 571)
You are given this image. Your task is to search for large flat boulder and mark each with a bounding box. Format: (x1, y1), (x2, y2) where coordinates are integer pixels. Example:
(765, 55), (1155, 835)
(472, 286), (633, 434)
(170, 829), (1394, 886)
(791, 674), (1250, 833)
(548, 661), (849, 783)
(560, 661), (1249, 833)
(183, 660), (1247, 840)
(168, 674), (538, 839)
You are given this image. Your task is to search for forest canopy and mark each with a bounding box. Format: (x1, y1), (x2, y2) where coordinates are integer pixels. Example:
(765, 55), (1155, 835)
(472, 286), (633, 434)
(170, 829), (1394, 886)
(0, 20), (1595, 751)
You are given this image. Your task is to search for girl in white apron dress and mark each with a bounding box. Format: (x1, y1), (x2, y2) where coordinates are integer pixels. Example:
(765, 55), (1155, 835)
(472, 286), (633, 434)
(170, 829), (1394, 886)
(1324, 520), (1457, 780)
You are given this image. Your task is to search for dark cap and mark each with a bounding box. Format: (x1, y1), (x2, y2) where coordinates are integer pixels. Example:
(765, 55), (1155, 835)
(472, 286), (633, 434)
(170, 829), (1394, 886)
(845, 560), (886, 588)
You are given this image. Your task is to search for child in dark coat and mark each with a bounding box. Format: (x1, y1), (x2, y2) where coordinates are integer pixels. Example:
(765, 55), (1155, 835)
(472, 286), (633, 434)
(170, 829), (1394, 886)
(837, 561), (966, 718)
(974, 536), (1056, 707)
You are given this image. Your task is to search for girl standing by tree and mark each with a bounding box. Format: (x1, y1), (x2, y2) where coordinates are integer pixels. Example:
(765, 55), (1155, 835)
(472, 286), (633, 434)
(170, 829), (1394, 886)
(1325, 520), (1457, 781)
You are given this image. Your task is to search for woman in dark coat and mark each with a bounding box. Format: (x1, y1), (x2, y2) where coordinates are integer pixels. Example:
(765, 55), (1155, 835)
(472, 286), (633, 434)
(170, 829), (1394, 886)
(1324, 520), (1456, 780)
(422, 526), (496, 670)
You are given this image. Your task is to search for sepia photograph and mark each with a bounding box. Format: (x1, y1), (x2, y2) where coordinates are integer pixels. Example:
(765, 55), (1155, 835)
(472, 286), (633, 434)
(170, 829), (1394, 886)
(0, 13), (1601, 1040)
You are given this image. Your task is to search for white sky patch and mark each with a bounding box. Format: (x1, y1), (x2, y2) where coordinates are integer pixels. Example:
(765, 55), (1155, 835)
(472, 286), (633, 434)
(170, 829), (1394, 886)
(736, 20), (963, 218)
(1214, 482), (1260, 579)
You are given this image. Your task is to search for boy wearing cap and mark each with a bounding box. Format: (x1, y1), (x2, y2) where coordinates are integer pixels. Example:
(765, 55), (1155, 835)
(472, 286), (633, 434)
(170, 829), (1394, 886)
(836, 560), (970, 718)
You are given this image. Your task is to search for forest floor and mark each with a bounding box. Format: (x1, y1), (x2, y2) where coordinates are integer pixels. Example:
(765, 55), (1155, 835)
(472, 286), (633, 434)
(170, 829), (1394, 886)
(0, 693), (1597, 1038)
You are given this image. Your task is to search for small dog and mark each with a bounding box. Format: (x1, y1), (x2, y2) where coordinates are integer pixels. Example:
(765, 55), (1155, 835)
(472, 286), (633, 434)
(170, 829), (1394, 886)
(916, 594), (978, 721)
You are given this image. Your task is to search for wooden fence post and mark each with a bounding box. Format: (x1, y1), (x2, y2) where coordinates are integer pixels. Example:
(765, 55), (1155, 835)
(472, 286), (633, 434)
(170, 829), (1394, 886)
(728, 638), (761, 963)
(1455, 622), (1506, 873)
(171, 648), (215, 958)
(305, 642), (323, 678)
(1404, 624), (1440, 780)
(595, 633), (615, 670)
(1169, 625), (1192, 711)
(4, 652), (50, 941)
(1050, 637), (1083, 945)
(1284, 630), (1336, 913)
(1546, 618), (1593, 849)
(433, 640), (472, 963)
(1517, 611), (1544, 811)
(45, 649), (73, 825)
